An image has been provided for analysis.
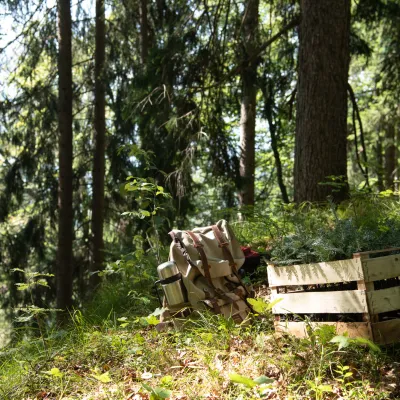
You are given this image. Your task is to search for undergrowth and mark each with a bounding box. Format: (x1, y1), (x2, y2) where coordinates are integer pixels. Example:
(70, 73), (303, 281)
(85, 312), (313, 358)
(233, 194), (400, 265)
(2, 194), (400, 399)
(0, 300), (400, 400)
(0, 303), (399, 399)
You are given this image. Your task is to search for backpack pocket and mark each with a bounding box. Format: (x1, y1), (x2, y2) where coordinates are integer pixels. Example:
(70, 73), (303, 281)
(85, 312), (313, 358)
(202, 292), (252, 323)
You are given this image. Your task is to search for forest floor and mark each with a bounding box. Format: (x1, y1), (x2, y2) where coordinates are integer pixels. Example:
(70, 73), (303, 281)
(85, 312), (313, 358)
(1, 285), (400, 400)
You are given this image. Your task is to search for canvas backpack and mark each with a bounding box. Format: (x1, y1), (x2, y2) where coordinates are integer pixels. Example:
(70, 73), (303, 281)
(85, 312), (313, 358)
(162, 219), (254, 323)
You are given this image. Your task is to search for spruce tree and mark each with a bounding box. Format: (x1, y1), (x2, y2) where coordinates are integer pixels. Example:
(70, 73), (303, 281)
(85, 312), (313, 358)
(90, 0), (106, 290)
(294, 0), (350, 203)
(56, 0), (73, 312)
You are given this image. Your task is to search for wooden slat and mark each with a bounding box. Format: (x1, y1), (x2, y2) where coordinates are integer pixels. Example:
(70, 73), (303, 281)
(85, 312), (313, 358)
(275, 321), (372, 339)
(267, 258), (363, 286)
(373, 319), (400, 345)
(353, 247), (400, 257)
(368, 286), (400, 314)
(363, 254), (400, 281)
(270, 287), (280, 322)
(357, 280), (378, 331)
(271, 290), (368, 314)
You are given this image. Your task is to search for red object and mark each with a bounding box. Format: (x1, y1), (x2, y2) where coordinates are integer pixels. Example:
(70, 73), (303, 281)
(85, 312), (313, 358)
(241, 246), (260, 258)
(240, 246), (261, 275)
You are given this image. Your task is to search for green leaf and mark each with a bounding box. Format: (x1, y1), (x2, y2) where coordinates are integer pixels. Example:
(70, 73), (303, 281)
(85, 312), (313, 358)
(142, 383), (172, 399)
(352, 337), (381, 353)
(247, 298), (268, 313)
(160, 375), (173, 386)
(330, 335), (351, 350)
(35, 279), (49, 287)
(15, 283), (29, 291)
(247, 297), (282, 313)
(125, 183), (138, 192)
(153, 387), (172, 398)
(44, 368), (63, 378)
(229, 373), (257, 388)
(90, 371), (112, 383)
(316, 385), (333, 392)
(134, 333), (145, 344)
(143, 315), (159, 325)
(253, 375), (274, 384)
(11, 268), (25, 273)
(330, 335), (381, 353)
(200, 332), (213, 343)
(142, 383), (153, 392)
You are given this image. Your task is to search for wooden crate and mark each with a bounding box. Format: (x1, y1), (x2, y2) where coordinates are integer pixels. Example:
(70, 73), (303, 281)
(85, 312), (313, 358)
(267, 248), (400, 345)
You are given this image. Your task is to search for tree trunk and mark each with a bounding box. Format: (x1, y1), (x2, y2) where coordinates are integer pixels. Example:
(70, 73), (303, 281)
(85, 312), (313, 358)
(294, 0), (350, 203)
(57, 0), (73, 312)
(90, 0), (106, 290)
(239, 0), (259, 207)
(375, 135), (384, 192)
(396, 122), (400, 192)
(139, 0), (149, 64)
(262, 85), (289, 203)
(385, 123), (396, 190)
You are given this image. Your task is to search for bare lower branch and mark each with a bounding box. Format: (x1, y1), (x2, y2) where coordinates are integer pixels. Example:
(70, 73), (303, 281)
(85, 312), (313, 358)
(348, 83), (370, 187)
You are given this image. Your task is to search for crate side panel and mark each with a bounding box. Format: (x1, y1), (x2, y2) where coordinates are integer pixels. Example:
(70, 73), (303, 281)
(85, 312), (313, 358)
(271, 290), (368, 314)
(373, 319), (400, 345)
(364, 255), (400, 282)
(368, 286), (400, 314)
(268, 258), (363, 286)
(275, 321), (371, 339)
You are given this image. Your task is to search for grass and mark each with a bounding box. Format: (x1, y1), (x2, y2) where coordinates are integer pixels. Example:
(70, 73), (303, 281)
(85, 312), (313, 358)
(0, 289), (399, 399)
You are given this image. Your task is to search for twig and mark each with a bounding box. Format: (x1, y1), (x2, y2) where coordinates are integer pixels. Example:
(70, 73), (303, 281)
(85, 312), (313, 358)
(348, 83), (370, 187)
(0, 0), (46, 54)
(226, 15), (300, 80)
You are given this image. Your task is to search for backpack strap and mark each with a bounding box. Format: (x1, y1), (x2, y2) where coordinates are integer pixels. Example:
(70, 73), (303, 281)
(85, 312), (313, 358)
(169, 231), (197, 269)
(185, 230), (213, 287)
(185, 230), (239, 310)
(211, 225), (250, 296)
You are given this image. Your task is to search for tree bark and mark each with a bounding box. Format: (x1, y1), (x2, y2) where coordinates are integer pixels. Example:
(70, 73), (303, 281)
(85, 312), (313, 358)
(239, 0), (259, 207)
(294, 0), (350, 203)
(90, 0), (106, 290)
(57, 0), (73, 312)
(375, 135), (384, 192)
(385, 123), (396, 190)
(396, 121), (400, 192)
